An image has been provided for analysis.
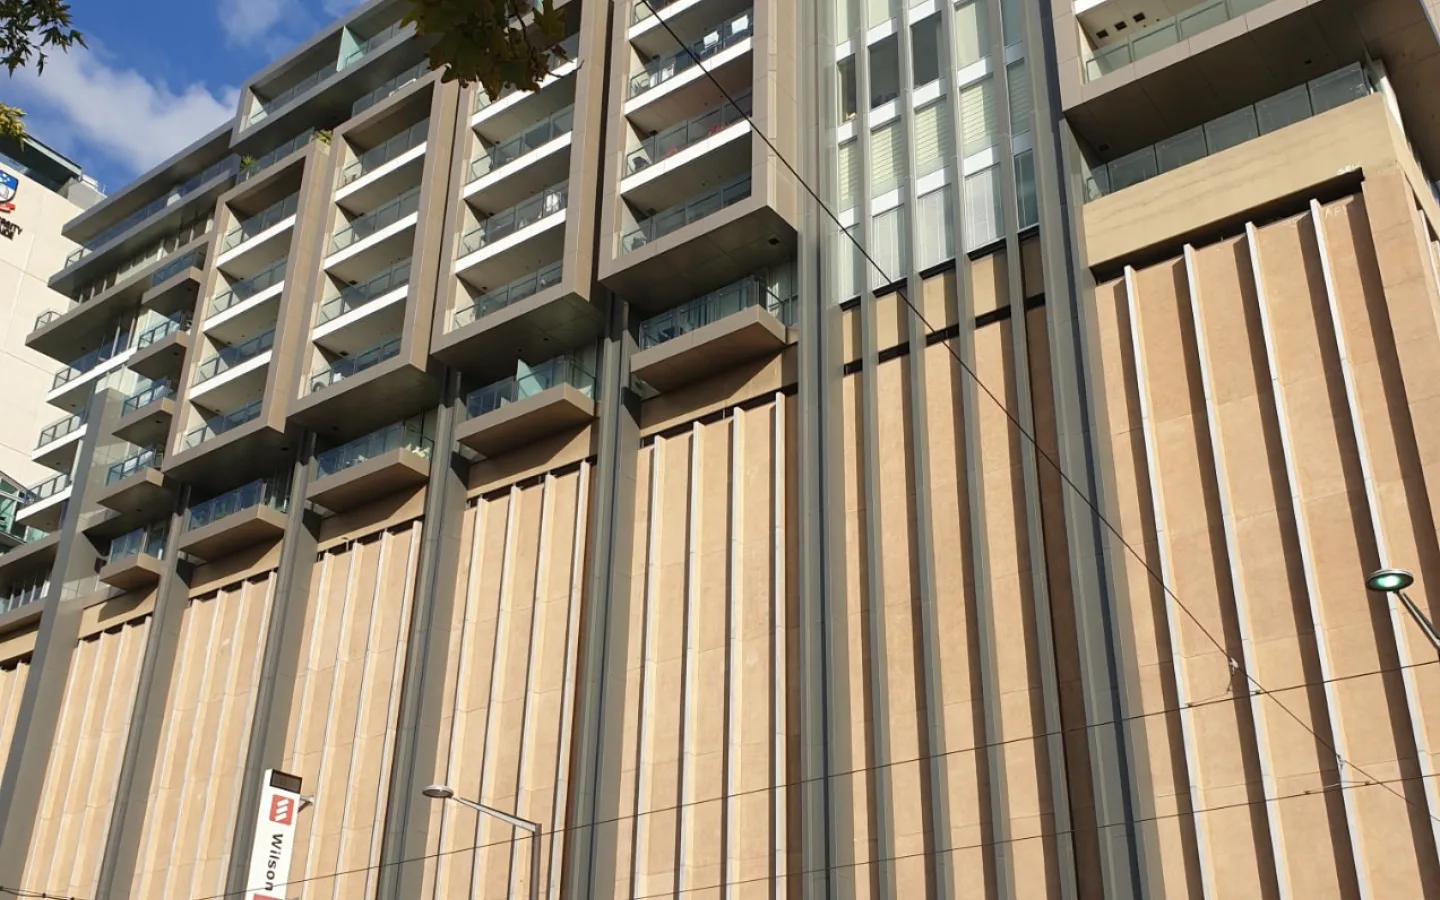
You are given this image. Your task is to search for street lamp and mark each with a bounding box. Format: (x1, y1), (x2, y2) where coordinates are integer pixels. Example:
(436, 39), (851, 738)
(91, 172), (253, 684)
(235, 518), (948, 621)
(1365, 567), (1440, 654)
(421, 785), (542, 900)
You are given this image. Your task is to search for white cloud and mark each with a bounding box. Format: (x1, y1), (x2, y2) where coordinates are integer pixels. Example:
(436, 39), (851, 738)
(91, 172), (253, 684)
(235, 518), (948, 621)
(217, 0), (289, 46)
(8, 46), (238, 178)
(321, 0), (366, 15)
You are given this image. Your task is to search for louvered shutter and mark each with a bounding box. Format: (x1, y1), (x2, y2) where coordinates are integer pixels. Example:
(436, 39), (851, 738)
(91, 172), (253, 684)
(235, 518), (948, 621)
(960, 77), (997, 157)
(839, 140), (858, 210)
(963, 165), (1001, 249)
(917, 186), (954, 269)
(871, 121), (904, 194)
(870, 206), (906, 288)
(914, 100), (953, 176)
(1007, 60), (1031, 137)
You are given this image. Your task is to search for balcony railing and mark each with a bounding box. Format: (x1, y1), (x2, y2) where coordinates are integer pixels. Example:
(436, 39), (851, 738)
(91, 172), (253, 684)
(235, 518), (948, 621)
(136, 313), (190, 350)
(0, 492), (46, 547)
(183, 398), (263, 449)
(1085, 64), (1373, 200)
(33, 309), (61, 331)
(194, 328), (276, 385)
(309, 336), (402, 393)
(622, 173), (751, 252)
(36, 412), (85, 448)
(459, 181), (569, 257)
(330, 186), (421, 254)
(638, 277), (796, 349)
(73, 215), (212, 303)
(626, 92), (751, 177)
(465, 354), (596, 418)
(239, 131), (315, 183)
(1, 574), (48, 614)
(149, 248), (206, 287)
(52, 330), (131, 390)
(1085, 0), (1270, 81)
(222, 193), (299, 252)
(106, 447), (163, 485)
(453, 261), (564, 329)
(211, 256), (288, 317)
(468, 106), (575, 183)
(632, 0), (683, 23)
(121, 379), (174, 415)
(107, 522), (167, 564)
(186, 473), (289, 530)
(316, 259), (412, 326)
(629, 11), (752, 98)
(341, 20), (410, 68)
(65, 157), (238, 263)
(473, 34), (580, 114)
(353, 61), (430, 116)
(25, 471), (72, 504)
(341, 120), (429, 186)
(316, 417), (433, 478)
(249, 65), (333, 126)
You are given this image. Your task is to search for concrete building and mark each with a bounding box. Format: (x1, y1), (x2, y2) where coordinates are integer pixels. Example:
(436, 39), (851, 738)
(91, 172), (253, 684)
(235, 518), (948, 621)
(2, 0), (1440, 896)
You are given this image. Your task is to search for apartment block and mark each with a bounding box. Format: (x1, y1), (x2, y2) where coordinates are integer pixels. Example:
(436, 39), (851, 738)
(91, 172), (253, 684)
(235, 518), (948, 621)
(4, 0), (1440, 896)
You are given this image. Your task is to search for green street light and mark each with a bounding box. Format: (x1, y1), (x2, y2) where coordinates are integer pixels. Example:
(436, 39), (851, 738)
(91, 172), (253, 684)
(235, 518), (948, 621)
(1365, 568), (1440, 654)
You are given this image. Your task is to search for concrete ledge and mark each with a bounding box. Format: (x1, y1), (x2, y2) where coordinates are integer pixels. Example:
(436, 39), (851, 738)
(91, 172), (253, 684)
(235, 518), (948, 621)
(94, 468), (172, 519)
(308, 446), (430, 512)
(99, 553), (164, 591)
(115, 397), (175, 447)
(455, 384), (596, 458)
(176, 504), (287, 561)
(435, 287), (603, 382)
(127, 329), (191, 382)
(633, 305), (788, 393)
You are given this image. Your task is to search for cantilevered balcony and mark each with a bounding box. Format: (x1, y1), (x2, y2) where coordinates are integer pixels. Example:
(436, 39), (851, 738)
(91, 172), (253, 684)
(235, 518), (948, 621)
(116, 379), (177, 446)
(629, 0), (755, 56)
(181, 398), (263, 451)
(96, 446), (171, 523)
(466, 106), (575, 209)
(1081, 0), (1270, 82)
(32, 412), (86, 473)
(208, 256), (287, 344)
(0, 487), (46, 555)
(99, 522), (167, 590)
(352, 61), (430, 117)
(472, 34), (579, 137)
(309, 335), (402, 395)
(338, 119), (428, 200)
(440, 258), (599, 375)
(633, 276), (794, 391)
(625, 10), (752, 133)
(176, 473), (289, 560)
(238, 131), (315, 184)
(621, 92), (752, 213)
(129, 313), (192, 382)
(326, 185), (421, 274)
(16, 471), (72, 533)
(455, 354), (597, 457)
(49, 328), (134, 411)
(309, 417), (433, 511)
(191, 328), (275, 412)
(623, 173), (750, 254)
(452, 261), (564, 332)
(218, 192), (299, 264)
(456, 182), (569, 289)
(315, 258), (411, 337)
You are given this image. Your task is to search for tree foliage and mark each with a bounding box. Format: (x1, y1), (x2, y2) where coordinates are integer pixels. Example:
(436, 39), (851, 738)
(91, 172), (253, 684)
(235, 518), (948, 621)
(402, 0), (568, 102)
(0, 0), (84, 144)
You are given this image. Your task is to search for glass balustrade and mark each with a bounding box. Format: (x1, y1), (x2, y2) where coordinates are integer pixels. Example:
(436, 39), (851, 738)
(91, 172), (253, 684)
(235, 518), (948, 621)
(64, 156), (237, 263)
(33, 309), (61, 331)
(468, 106), (575, 182)
(473, 34), (579, 113)
(2, 574), (49, 613)
(459, 182), (569, 257)
(315, 417), (433, 478)
(638, 277), (795, 349)
(106, 447), (163, 485)
(341, 121), (429, 185)
(25, 471), (72, 504)
(239, 131), (315, 183)
(453, 261), (564, 329)
(186, 473), (289, 530)
(309, 336), (402, 393)
(149, 248), (206, 287)
(330, 186), (421, 254)
(316, 259), (412, 326)
(135, 314), (190, 350)
(222, 193), (299, 252)
(210, 257), (288, 317)
(107, 522), (167, 564)
(629, 11), (752, 98)
(52, 330), (131, 390)
(73, 215), (213, 303)
(0, 491), (46, 546)
(36, 412), (85, 448)
(1085, 0), (1273, 81)
(622, 173), (751, 252)
(121, 380), (174, 415)
(465, 355), (595, 418)
(183, 399), (263, 449)
(632, 0), (682, 23)
(249, 65), (333, 126)
(354, 61), (430, 116)
(626, 92), (751, 176)
(341, 21), (409, 68)
(194, 329), (276, 386)
(1085, 64), (1373, 200)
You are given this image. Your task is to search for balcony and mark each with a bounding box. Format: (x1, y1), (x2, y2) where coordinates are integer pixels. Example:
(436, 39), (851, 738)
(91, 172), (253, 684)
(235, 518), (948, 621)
(1084, 64), (1372, 200)
(177, 474), (289, 560)
(441, 258), (600, 374)
(623, 173), (751, 253)
(220, 192), (299, 257)
(309, 336), (402, 394)
(454, 261), (563, 330)
(16, 471), (72, 532)
(328, 185), (420, 266)
(353, 60), (430, 117)
(209, 256), (287, 328)
(35, 412), (86, 450)
(192, 328), (275, 397)
(249, 64), (334, 127)
(33, 309), (61, 331)
(147, 247), (207, 293)
(33, 411), (86, 472)
(117, 380), (177, 446)
(626, 11), (752, 131)
(129, 314), (192, 381)
(466, 106), (575, 208)
(456, 355), (597, 457)
(316, 259), (411, 332)
(341, 20), (410, 69)
(309, 418), (433, 512)
(97, 447), (170, 521)
(0, 572), (50, 616)
(629, 0), (754, 56)
(99, 523), (167, 590)
(339, 120), (428, 192)
(239, 131), (314, 184)
(0, 490), (46, 553)
(633, 277), (795, 391)
(182, 398), (263, 450)
(456, 181), (569, 286)
(49, 329), (133, 410)
(629, 10), (751, 98)
(1083, 0), (1270, 82)
(622, 94), (752, 214)
(471, 34), (579, 136)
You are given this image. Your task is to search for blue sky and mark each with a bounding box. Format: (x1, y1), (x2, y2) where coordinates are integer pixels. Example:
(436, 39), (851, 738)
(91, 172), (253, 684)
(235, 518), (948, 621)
(6, 0), (367, 192)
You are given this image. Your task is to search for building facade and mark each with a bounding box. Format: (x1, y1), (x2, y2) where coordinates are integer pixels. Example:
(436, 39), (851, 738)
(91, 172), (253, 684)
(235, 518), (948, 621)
(2, 0), (1440, 896)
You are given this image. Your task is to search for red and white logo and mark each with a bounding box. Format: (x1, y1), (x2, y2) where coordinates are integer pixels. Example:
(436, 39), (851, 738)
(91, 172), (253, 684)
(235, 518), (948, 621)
(269, 795), (295, 826)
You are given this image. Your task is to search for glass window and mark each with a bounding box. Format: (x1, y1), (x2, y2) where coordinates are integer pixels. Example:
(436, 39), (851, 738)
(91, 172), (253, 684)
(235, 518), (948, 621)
(1001, 0), (1023, 48)
(839, 140), (859, 210)
(839, 56), (858, 122)
(954, 0), (989, 69)
(835, 0), (857, 38)
(1015, 149), (1038, 229)
(914, 99), (953, 176)
(871, 121), (905, 195)
(917, 185), (955, 269)
(870, 35), (900, 108)
(868, 0), (898, 28)
(871, 205), (907, 288)
(911, 15), (942, 87)
(963, 165), (1002, 249)
(832, 227), (860, 302)
(960, 76), (997, 156)
(1007, 59), (1031, 136)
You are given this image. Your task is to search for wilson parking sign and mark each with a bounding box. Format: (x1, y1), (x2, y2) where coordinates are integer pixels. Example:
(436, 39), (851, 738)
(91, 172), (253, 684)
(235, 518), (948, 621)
(246, 769), (304, 900)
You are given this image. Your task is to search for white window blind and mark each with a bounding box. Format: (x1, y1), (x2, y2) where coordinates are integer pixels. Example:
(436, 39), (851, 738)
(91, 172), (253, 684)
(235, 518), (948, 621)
(870, 206), (906, 288)
(832, 228), (859, 303)
(839, 140), (859, 210)
(963, 165), (1001, 249)
(836, 0), (855, 38)
(870, 121), (904, 195)
(954, 0), (988, 69)
(917, 185), (954, 270)
(960, 77), (997, 157)
(868, 0), (896, 27)
(1007, 60), (1031, 137)
(914, 100), (953, 176)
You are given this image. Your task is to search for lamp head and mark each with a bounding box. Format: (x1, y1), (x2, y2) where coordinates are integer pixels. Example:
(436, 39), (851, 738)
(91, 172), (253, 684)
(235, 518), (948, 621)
(1366, 568), (1415, 593)
(421, 784), (455, 800)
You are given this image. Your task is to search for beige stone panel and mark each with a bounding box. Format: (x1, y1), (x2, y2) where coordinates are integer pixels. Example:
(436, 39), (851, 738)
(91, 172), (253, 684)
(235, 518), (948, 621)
(1192, 236), (1265, 405)
(1268, 781), (1354, 897)
(1350, 778), (1434, 898)
(0, 658), (29, 763)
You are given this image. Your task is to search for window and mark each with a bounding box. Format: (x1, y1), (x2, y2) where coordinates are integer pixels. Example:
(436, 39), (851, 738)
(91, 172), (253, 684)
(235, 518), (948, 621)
(832, 227), (860, 302)
(963, 165), (1002, 249)
(839, 140), (859, 210)
(914, 100), (953, 176)
(912, 16), (942, 87)
(871, 121), (905, 195)
(867, 0), (898, 28)
(1015, 149), (1037, 228)
(870, 36), (900, 108)
(871, 206), (906, 288)
(839, 56), (858, 122)
(960, 76), (998, 156)
(954, 0), (989, 69)
(835, 0), (857, 38)
(1001, 0), (1023, 48)
(1007, 60), (1031, 137)
(917, 185), (955, 269)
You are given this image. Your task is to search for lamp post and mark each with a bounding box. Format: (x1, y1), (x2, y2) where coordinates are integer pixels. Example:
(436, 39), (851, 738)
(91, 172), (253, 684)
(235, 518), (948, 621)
(1365, 567), (1440, 654)
(421, 784), (542, 900)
